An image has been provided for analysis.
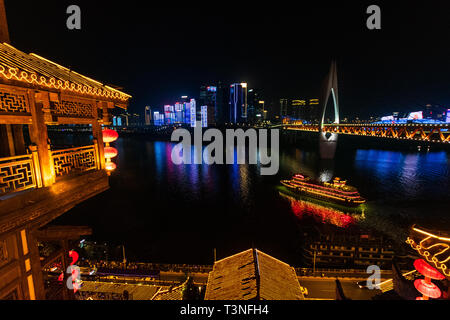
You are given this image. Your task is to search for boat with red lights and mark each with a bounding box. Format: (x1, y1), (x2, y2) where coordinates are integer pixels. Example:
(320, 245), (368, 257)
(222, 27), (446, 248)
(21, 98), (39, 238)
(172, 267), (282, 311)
(280, 174), (366, 208)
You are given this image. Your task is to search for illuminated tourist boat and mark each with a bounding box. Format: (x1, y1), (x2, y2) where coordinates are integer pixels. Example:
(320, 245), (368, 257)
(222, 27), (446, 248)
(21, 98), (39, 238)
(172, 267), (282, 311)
(280, 174), (366, 207)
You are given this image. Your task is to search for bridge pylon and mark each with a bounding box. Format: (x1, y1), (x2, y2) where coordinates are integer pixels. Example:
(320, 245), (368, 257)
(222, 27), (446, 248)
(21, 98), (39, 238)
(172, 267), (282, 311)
(319, 60), (340, 159)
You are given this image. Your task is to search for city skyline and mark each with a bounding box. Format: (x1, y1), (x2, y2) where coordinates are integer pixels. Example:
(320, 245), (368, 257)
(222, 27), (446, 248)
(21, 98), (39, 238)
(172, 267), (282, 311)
(4, 1), (450, 120)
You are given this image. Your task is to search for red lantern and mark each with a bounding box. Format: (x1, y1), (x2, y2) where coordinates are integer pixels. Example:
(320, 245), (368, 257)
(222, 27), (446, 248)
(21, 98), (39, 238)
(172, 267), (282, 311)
(104, 147), (118, 159)
(105, 162), (117, 172)
(414, 259), (445, 280)
(414, 279), (441, 299)
(102, 129), (119, 143)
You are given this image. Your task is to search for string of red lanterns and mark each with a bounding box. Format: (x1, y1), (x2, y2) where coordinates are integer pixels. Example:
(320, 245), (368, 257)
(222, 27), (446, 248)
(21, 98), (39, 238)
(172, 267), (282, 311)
(102, 129), (119, 174)
(413, 258), (444, 300)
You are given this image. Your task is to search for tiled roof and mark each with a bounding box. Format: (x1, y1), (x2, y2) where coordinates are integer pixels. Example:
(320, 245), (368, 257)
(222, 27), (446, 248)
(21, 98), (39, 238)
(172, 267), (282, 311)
(204, 248), (305, 300)
(151, 279), (189, 300)
(79, 281), (162, 300)
(0, 43), (131, 101)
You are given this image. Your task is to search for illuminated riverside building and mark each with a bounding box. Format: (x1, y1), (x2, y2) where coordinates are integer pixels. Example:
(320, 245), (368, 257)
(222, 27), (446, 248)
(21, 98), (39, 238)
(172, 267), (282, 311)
(189, 99), (197, 127)
(199, 85), (216, 126)
(280, 98), (288, 118)
(229, 83), (248, 124)
(0, 4), (131, 299)
(214, 81), (229, 125)
(201, 105), (208, 128)
(164, 105), (175, 124)
(144, 106), (151, 125)
(153, 112), (164, 126)
(247, 88), (264, 123)
(174, 102), (184, 123)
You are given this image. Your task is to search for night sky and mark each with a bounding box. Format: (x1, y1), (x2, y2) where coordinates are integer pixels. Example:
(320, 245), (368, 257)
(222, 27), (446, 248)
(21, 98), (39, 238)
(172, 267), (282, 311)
(5, 1), (450, 119)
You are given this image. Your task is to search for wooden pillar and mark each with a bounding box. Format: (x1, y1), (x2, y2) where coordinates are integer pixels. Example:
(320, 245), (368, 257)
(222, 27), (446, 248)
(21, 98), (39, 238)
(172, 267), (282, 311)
(5, 124), (15, 156)
(17, 229), (38, 300)
(28, 91), (55, 187)
(12, 124), (26, 155)
(103, 101), (114, 125)
(27, 231), (45, 300)
(93, 102), (105, 170)
(0, 124), (10, 156)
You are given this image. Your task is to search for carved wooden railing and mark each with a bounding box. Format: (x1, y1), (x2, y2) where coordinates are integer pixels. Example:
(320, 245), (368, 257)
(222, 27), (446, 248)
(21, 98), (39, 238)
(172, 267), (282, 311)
(0, 154), (38, 195)
(51, 145), (98, 178)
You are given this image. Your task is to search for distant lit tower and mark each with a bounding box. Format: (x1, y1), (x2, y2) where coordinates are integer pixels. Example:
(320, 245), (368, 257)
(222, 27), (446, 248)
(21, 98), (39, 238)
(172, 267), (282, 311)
(215, 81), (229, 125)
(280, 98), (288, 118)
(248, 88), (264, 123)
(200, 85), (217, 126)
(190, 99), (197, 127)
(144, 106), (152, 125)
(229, 83), (248, 124)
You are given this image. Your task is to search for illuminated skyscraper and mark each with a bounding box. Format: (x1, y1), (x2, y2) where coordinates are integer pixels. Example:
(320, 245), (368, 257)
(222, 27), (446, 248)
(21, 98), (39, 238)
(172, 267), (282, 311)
(153, 111), (164, 126)
(164, 105), (175, 124)
(190, 99), (197, 127)
(174, 102), (184, 123)
(144, 106), (152, 125)
(200, 85), (217, 126)
(215, 81), (229, 125)
(201, 105), (208, 128)
(229, 83), (248, 124)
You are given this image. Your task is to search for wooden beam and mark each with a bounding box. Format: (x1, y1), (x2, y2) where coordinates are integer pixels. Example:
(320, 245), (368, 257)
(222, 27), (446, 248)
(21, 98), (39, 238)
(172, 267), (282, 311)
(35, 225), (92, 241)
(52, 117), (95, 125)
(0, 115), (33, 125)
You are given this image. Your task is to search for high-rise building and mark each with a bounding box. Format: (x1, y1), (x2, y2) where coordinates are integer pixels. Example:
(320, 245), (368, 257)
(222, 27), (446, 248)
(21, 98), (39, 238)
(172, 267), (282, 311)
(215, 81), (229, 125)
(247, 88), (264, 123)
(229, 83), (248, 124)
(174, 102), (184, 123)
(200, 85), (217, 126)
(201, 105), (208, 128)
(164, 105), (176, 124)
(144, 106), (152, 125)
(190, 99), (197, 127)
(153, 111), (164, 126)
(280, 98), (288, 118)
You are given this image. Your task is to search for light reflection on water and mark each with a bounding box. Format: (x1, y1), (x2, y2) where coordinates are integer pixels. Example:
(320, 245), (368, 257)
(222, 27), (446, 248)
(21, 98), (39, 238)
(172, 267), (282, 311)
(279, 192), (358, 228)
(55, 137), (450, 264)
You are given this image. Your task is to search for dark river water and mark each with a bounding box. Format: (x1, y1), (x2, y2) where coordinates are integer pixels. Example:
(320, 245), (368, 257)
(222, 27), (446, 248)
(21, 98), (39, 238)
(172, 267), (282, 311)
(53, 135), (450, 267)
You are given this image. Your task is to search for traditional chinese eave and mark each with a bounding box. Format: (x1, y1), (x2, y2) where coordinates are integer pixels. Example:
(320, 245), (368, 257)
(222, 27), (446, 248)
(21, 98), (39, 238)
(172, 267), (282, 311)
(406, 225), (450, 279)
(0, 42), (131, 107)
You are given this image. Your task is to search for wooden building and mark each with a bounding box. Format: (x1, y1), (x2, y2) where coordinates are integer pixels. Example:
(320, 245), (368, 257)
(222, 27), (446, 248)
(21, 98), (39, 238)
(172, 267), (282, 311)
(0, 2), (131, 299)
